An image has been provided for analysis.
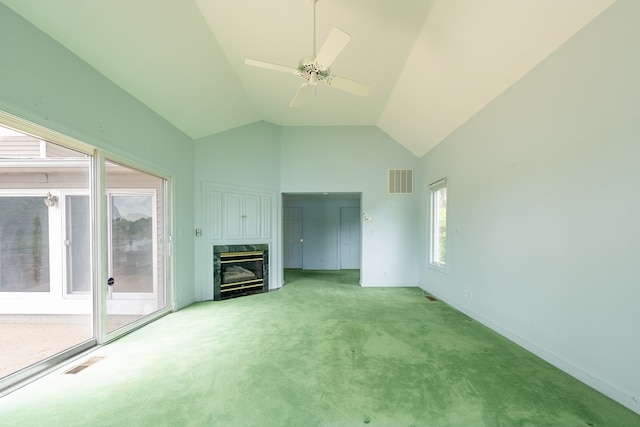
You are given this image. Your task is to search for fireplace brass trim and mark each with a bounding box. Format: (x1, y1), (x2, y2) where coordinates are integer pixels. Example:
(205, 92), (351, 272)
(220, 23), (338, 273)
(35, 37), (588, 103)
(221, 279), (263, 288)
(220, 251), (263, 257)
(220, 257), (263, 264)
(221, 283), (264, 293)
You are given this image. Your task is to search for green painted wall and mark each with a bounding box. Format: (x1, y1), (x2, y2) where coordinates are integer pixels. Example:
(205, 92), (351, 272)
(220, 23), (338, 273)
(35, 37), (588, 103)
(193, 124), (421, 292)
(193, 121), (282, 189)
(280, 126), (420, 286)
(193, 121), (281, 299)
(419, 0), (640, 412)
(0, 4), (196, 309)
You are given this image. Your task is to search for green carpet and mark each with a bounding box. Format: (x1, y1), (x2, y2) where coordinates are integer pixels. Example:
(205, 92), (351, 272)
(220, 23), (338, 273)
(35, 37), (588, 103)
(0, 269), (638, 426)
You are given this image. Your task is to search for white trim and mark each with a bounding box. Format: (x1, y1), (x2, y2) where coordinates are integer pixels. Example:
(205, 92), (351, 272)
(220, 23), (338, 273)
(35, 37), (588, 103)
(106, 189), (159, 303)
(61, 191), (92, 298)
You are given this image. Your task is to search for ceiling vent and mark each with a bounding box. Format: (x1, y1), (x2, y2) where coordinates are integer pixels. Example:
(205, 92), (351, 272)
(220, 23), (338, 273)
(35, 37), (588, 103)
(388, 169), (414, 194)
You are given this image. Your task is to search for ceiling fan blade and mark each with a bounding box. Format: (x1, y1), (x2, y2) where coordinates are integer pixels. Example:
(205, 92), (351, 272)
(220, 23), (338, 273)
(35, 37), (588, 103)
(325, 75), (372, 97)
(314, 27), (351, 69)
(289, 84), (313, 108)
(244, 58), (299, 75)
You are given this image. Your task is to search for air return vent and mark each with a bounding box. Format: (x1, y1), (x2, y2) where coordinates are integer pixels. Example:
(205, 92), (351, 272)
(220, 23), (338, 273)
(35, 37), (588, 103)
(388, 169), (414, 194)
(64, 356), (105, 374)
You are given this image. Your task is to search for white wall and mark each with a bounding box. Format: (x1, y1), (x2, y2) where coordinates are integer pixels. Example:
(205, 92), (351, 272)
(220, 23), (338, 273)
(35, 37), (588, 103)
(0, 4), (196, 309)
(419, 0), (640, 413)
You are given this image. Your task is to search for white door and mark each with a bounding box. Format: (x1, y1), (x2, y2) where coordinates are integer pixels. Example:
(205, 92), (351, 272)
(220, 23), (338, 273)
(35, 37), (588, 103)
(283, 206), (303, 268)
(340, 206), (361, 269)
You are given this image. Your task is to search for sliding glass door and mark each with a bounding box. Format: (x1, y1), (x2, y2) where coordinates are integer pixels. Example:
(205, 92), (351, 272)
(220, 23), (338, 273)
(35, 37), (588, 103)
(0, 115), (171, 390)
(0, 125), (94, 380)
(104, 161), (167, 335)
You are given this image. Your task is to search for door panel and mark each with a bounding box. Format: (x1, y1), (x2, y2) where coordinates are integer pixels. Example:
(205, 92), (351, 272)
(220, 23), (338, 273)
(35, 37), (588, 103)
(65, 195), (91, 294)
(283, 206), (303, 268)
(223, 193), (242, 239)
(109, 194), (154, 294)
(340, 206), (361, 269)
(243, 194), (260, 238)
(105, 161), (166, 334)
(0, 123), (94, 381)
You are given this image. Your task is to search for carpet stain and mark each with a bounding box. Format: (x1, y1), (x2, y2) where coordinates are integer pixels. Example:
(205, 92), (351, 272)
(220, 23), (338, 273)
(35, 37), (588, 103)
(362, 329), (422, 359)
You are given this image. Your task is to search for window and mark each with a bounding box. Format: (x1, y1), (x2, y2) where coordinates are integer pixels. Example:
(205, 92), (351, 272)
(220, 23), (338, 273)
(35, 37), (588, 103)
(0, 196), (50, 292)
(429, 178), (447, 270)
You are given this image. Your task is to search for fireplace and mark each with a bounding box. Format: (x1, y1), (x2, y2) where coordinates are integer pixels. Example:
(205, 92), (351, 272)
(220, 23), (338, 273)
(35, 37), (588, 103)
(213, 244), (268, 300)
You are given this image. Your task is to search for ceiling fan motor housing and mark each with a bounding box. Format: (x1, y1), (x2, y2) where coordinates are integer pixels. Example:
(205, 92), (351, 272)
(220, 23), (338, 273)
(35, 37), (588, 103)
(298, 56), (330, 83)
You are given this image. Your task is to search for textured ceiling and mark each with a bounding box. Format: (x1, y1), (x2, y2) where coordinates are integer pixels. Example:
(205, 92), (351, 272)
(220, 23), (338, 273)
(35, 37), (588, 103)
(1, 0), (616, 157)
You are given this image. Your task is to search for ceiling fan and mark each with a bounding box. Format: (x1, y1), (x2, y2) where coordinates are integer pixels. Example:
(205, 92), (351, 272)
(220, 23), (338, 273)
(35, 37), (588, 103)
(244, 0), (373, 108)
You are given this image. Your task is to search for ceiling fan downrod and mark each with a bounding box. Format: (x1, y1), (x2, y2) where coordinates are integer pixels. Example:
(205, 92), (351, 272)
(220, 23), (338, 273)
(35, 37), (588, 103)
(313, 0), (319, 56)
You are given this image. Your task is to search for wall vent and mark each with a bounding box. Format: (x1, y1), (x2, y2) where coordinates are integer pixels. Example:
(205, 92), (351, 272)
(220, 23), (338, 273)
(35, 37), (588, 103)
(388, 169), (414, 194)
(64, 356), (105, 375)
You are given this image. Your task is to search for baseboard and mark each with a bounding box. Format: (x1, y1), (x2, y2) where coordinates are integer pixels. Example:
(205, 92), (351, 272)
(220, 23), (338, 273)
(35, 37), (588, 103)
(360, 281), (420, 287)
(426, 289), (640, 415)
(361, 283), (419, 287)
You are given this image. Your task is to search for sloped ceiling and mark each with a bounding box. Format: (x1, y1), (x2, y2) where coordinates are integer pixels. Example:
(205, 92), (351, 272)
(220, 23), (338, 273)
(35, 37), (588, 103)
(1, 0), (615, 157)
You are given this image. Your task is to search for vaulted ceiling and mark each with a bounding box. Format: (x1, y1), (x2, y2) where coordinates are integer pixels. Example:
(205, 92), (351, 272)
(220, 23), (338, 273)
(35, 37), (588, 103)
(1, 0), (616, 157)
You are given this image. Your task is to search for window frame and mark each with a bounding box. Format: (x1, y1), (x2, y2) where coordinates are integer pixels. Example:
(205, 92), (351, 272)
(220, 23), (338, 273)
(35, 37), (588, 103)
(63, 191), (92, 297)
(106, 188), (159, 300)
(429, 178), (448, 272)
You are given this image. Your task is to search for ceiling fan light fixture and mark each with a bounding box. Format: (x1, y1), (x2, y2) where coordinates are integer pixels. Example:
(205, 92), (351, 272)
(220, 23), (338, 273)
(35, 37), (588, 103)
(309, 71), (319, 86)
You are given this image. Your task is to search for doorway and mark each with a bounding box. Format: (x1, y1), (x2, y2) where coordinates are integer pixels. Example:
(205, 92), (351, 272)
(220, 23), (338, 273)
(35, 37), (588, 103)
(282, 193), (361, 272)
